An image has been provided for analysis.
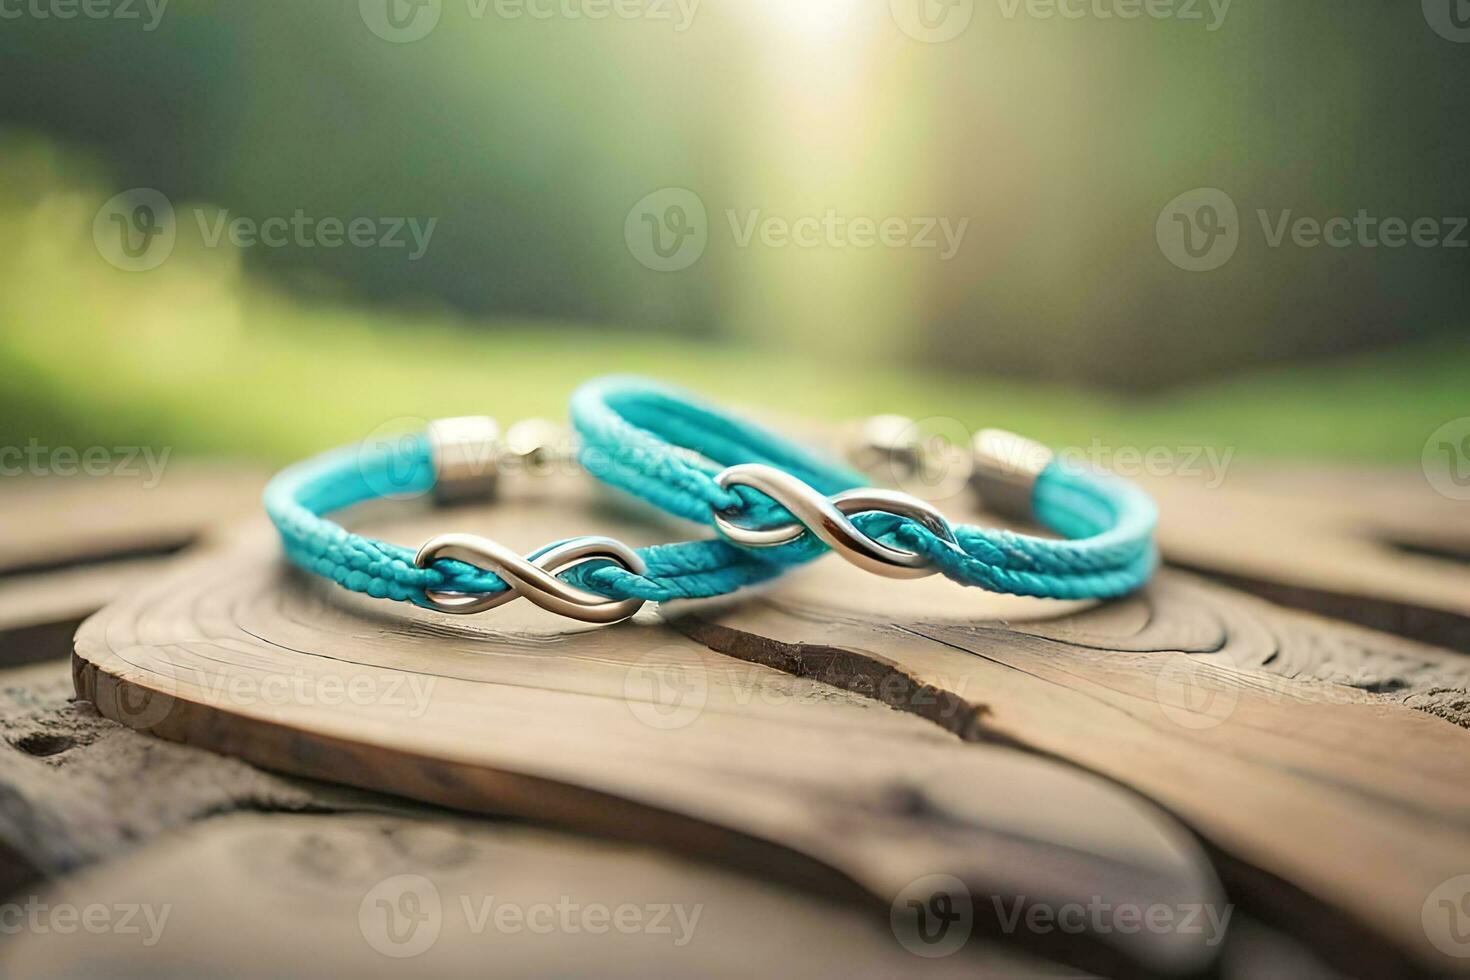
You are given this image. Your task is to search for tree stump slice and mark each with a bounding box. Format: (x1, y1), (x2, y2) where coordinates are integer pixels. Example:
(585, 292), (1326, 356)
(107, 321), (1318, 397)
(68, 469), (1470, 975)
(0, 811), (1054, 979)
(678, 506), (1470, 975)
(73, 479), (1230, 979)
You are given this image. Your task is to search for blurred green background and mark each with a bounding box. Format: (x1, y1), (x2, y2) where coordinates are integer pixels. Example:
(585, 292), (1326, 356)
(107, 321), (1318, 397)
(0, 0), (1465, 464)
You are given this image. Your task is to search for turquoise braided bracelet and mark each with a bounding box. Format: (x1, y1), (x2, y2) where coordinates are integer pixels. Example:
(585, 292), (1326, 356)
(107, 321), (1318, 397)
(264, 377), (1157, 624)
(570, 377), (1159, 601)
(263, 416), (800, 623)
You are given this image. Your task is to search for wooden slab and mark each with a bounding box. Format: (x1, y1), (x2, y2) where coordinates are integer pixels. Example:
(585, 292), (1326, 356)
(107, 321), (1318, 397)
(1143, 465), (1470, 653)
(73, 482), (1229, 978)
(0, 464), (263, 574)
(0, 659), (385, 893)
(0, 466), (263, 666)
(0, 811), (1053, 979)
(678, 517), (1470, 974)
(0, 659), (1061, 977)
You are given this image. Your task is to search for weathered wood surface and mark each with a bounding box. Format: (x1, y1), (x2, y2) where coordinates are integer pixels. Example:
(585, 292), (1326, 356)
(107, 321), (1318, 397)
(68, 471), (1470, 976)
(0, 810), (1054, 979)
(0, 662), (1045, 979)
(677, 464), (1470, 974)
(1143, 465), (1470, 653)
(0, 465), (262, 573)
(0, 467), (262, 665)
(0, 659), (386, 891)
(71, 488), (1232, 978)
(6, 449), (1466, 976)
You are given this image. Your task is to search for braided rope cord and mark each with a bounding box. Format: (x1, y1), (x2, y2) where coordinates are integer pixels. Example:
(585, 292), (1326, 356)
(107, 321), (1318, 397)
(263, 432), (795, 609)
(567, 377), (1158, 600)
(264, 377), (1157, 610)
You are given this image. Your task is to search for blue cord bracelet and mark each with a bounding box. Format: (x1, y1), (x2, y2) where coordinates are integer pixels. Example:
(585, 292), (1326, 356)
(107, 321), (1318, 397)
(262, 416), (803, 623)
(264, 377), (1157, 624)
(569, 376), (1159, 601)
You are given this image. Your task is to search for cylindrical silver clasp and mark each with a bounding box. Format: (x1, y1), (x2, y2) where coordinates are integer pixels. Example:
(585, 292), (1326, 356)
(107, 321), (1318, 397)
(429, 416), (502, 505)
(970, 429), (1055, 521)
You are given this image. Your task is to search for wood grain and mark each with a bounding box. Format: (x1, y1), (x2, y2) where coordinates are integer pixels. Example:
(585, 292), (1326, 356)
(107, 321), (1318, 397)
(0, 811), (1053, 979)
(676, 506), (1470, 974)
(0, 466), (263, 665)
(59, 461), (1470, 975)
(1143, 464), (1470, 653)
(0, 659), (391, 892)
(0, 660), (1048, 977)
(72, 481), (1229, 978)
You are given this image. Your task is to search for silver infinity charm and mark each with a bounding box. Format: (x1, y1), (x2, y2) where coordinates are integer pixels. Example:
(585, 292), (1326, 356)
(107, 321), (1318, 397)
(710, 464), (960, 580)
(414, 533), (647, 624)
